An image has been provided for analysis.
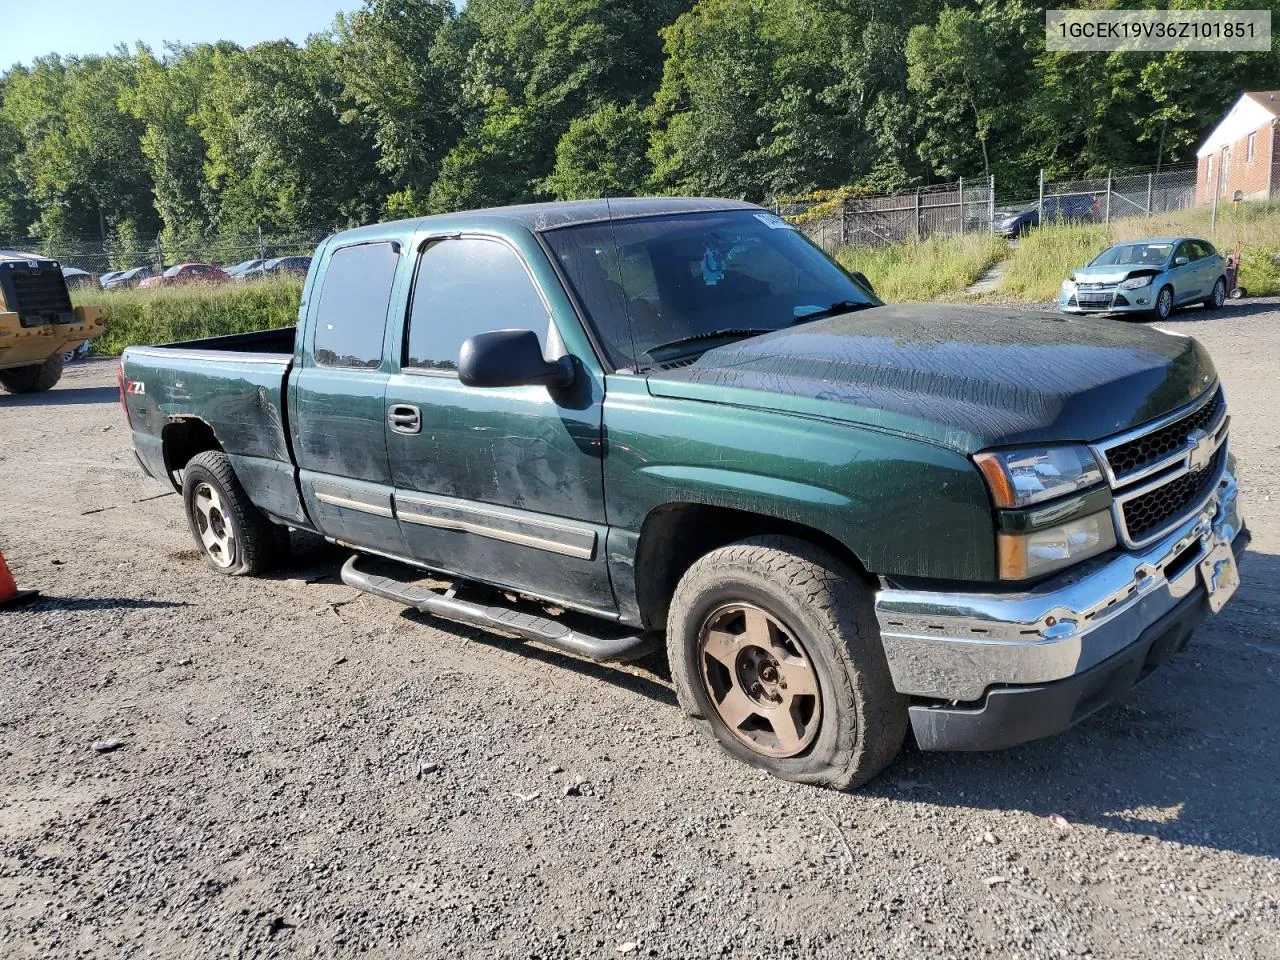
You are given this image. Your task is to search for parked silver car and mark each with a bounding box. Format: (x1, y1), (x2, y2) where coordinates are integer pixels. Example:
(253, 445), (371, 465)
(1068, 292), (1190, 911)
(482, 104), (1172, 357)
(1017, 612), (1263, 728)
(1060, 237), (1228, 321)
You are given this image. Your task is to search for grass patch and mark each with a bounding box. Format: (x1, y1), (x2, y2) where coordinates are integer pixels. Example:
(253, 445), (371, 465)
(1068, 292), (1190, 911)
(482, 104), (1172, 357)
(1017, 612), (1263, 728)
(74, 277), (303, 355)
(1001, 199), (1280, 300)
(835, 233), (1008, 302)
(1001, 223), (1110, 301)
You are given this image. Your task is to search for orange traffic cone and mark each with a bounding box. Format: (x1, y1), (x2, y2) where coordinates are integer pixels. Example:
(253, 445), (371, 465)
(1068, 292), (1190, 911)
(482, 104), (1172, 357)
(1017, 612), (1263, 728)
(0, 549), (37, 607)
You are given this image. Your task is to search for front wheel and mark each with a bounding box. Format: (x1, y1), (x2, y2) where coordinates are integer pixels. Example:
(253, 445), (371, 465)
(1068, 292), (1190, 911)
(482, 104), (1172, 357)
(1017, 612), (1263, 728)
(181, 450), (283, 575)
(0, 354), (63, 394)
(666, 535), (907, 790)
(1203, 277), (1226, 310)
(1151, 285), (1174, 322)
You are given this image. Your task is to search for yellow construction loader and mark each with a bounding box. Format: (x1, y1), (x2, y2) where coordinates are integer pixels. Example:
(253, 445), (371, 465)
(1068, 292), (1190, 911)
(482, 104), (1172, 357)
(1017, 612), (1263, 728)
(0, 250), (104, 393)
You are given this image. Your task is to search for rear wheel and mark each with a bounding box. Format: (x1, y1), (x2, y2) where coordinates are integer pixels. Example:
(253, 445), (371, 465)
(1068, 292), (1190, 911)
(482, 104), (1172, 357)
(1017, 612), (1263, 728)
(0, 354), (63, 394)
(666, 535), (907, 790)
(181, 450), (283, 575)
(1203, 277), (1226, 310)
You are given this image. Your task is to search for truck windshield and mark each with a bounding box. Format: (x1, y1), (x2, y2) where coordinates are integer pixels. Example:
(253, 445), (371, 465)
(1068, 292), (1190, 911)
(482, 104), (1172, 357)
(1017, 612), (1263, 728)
(543, 210), (879, 368)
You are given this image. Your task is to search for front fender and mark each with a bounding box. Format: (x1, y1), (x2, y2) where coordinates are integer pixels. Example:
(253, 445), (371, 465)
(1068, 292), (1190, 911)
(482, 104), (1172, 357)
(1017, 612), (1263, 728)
(602, 377), (996, 583)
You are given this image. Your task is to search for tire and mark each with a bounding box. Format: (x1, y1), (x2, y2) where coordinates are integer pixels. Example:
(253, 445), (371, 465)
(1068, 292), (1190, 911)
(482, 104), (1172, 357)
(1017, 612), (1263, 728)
(1203, 277), (1226, 310)
(1151, 285), (1174, 322)
(0, 354), (63, 394)
(666, 535), (908, 790)
(181, 450), (283, 576)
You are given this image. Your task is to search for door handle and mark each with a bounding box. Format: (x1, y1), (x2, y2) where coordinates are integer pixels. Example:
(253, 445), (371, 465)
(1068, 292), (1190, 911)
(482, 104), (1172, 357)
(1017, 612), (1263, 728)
(388, 403), (421, 435)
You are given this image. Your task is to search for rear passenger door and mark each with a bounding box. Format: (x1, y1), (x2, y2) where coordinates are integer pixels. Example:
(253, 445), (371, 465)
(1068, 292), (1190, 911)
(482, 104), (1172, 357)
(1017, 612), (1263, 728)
(1190, 240), (1220, 296)
(384, 232), (614, 615)
(290, 240), (409, 554)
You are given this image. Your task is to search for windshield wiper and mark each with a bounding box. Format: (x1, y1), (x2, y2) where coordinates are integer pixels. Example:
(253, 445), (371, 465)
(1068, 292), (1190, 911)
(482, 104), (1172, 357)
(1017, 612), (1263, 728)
(644, 328), (775, 357)
(792, 300), (877, 324)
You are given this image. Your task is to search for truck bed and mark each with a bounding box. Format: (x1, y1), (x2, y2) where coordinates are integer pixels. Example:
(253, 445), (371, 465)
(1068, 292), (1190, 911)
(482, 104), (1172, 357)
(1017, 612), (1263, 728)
(126, 325), (296, 359)
(121, 326), (307, 527)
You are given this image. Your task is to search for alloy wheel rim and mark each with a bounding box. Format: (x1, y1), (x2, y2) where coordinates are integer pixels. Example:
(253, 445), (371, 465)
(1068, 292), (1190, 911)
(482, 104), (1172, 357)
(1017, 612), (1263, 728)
(1158, 289), (1172, 317)
(1214, 281), (1225, 307)
(193, 482), (236, 568)
(697, 602), (822, 758)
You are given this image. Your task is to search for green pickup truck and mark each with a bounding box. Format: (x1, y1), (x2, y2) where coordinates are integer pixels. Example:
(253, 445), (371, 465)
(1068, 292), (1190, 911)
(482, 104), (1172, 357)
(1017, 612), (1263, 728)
(121, 198), (1247, 789)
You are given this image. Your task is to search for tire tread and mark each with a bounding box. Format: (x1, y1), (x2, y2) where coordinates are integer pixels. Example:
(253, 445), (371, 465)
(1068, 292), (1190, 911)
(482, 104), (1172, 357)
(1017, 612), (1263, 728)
(182, 450), (283, 576)
(0, 354), (63, 394)
(666, 535), (907, 790)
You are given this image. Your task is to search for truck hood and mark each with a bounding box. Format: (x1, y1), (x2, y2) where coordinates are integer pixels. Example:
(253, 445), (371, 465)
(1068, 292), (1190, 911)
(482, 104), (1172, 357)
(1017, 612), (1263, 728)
(646, 303), (1216, 452)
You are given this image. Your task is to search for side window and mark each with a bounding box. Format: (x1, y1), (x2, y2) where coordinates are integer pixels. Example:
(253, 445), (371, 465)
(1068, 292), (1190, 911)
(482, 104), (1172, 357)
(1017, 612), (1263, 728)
(405, 237), (550, 372)
(1173, 242), (1192, 264)
(313, 242), (399, 369)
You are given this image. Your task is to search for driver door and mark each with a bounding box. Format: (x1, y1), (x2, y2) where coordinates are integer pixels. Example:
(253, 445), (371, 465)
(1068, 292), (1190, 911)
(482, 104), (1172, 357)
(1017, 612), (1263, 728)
(384, 232), (615, 615)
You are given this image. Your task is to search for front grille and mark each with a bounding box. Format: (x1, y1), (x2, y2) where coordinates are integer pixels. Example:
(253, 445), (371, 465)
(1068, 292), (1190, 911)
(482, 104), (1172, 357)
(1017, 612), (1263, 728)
(1074, 283), (1116, 309)
(1, 261), (74, 327)
(1121, 447), (1225, 541)
(1106, 389), (1224, 479)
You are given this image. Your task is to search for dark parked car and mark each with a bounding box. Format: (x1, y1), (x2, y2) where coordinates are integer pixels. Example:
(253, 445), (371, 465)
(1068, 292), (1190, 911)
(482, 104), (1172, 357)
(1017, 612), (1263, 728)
(104, 266), (155, 290)
(237, 256), (313, 282)
(995, 194), (1100, 237)
(60, 267), (99, 291)
(138, 263), (230, 289)
(263, 255), (311, 277)
(119, 198), (1246, 790)
(225, 258), (265, 279)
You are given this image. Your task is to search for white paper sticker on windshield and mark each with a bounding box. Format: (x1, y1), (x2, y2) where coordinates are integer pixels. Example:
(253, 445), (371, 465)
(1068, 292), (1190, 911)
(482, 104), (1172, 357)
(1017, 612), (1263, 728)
(754, 213), (795, 230)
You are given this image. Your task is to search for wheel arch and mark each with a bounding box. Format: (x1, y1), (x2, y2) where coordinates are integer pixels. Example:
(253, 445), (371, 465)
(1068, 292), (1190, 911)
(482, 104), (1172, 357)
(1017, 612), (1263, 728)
(161, 417), (224, 490)
(630, 502), (874, 632)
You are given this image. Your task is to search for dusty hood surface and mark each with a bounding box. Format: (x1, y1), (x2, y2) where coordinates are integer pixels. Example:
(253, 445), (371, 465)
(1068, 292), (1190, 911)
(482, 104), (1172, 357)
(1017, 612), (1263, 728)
(647, 303), (1216, 452)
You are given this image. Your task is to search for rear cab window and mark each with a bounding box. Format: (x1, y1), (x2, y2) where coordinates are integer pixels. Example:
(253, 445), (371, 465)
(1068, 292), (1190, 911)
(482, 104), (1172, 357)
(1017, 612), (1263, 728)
(312, 242), (400, 369)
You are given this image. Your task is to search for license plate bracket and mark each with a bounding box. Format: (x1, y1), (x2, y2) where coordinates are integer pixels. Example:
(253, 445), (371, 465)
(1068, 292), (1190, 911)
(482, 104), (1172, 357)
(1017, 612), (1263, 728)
(1198, 539), (1240, 613)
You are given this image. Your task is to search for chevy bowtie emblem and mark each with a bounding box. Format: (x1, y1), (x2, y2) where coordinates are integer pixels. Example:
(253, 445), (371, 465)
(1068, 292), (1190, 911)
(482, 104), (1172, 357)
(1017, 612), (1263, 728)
(1186, 427), (1213, 473)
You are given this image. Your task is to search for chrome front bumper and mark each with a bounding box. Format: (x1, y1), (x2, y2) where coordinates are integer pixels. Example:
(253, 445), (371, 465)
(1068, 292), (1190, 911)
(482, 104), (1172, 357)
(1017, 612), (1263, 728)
(875, 469), (1244, 702)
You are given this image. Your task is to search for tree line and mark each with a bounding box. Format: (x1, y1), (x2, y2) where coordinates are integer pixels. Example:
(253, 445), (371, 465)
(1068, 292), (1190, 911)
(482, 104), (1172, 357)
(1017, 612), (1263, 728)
(1, 0), (1276, 258)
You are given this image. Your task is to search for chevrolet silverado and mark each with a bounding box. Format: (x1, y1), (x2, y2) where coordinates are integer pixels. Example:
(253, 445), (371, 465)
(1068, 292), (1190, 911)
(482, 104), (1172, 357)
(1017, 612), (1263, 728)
(120, 198), (1247, 789)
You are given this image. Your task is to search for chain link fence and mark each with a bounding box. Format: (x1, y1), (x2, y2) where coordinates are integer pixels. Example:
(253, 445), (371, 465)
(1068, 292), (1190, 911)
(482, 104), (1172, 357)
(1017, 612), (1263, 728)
(0, 231), (326, 278)
(1034, 164), (1199, 228)
(777, 177), (997, 252)
(1, 156), (1265, 277)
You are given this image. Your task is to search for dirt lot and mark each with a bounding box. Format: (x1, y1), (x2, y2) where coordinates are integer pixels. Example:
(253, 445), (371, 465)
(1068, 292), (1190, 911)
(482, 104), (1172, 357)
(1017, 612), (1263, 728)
(2, 301), (1278, 959)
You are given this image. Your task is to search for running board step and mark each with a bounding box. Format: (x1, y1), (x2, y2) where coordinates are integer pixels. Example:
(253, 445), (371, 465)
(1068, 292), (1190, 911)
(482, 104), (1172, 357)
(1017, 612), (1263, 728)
(340, 554), (660, 663)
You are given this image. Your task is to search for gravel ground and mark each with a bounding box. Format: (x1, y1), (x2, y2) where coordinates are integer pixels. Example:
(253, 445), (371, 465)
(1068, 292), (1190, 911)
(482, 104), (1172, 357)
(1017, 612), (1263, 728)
(1, 300), (1278, 959)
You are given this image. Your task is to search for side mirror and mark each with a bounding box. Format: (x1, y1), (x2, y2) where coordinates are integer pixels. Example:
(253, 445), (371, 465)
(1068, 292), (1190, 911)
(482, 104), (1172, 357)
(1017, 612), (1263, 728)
(1174, 256), (1189, 266)
(458, 328), (574, 389)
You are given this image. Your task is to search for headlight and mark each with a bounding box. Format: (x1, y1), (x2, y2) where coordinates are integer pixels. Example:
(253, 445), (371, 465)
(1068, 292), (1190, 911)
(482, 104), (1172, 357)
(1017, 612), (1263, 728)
(1120, 275), (1153, 289)
(973, 445), (1104, 509)
(997, 510), (1117, 579)
(1061, 279), (1076, 293)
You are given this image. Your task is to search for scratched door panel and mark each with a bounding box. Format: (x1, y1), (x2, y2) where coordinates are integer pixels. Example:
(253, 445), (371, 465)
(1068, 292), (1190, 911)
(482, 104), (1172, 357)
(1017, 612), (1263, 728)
(384, 233), (613, 613)
(290, 239), (407, 554)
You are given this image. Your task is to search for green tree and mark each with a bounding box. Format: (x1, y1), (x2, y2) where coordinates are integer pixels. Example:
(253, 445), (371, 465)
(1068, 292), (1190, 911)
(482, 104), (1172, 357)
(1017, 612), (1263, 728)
(428, 0), (689, 211)
(334, 0), (458, 214)
(123, 43), (227, 247)
(0, 74), (38, 239)
(906, 3), (1036, 182)
(542, 101), (651, 199)
(648, 0), (878, 201)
